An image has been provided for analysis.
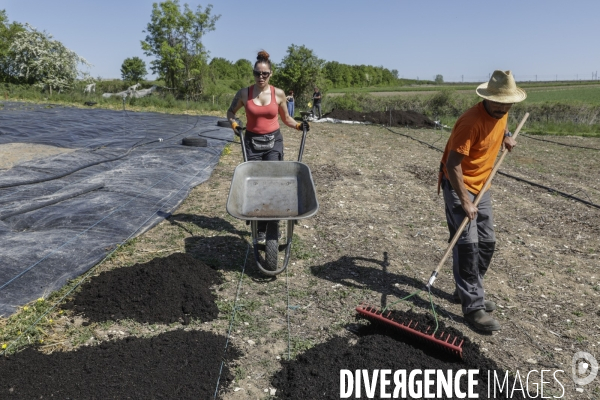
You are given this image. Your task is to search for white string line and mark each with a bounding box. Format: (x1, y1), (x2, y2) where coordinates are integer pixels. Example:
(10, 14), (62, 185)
(213, 244), (250, 400)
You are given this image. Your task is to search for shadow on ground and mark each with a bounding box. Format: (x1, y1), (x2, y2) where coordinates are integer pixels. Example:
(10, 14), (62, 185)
(309, 252), (464, 323)
(169, 213), (281, 281)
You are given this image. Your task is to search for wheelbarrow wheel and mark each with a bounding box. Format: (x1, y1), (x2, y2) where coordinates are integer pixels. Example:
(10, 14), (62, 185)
(264, 221), (279, 271)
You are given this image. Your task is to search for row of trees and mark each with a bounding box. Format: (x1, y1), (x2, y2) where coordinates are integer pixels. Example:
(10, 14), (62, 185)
(322, 61), (399, 88)
(208, 45), (404, 104)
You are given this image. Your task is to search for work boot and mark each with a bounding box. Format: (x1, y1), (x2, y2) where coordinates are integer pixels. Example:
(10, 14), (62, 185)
(452, 290), (496, 312)
(464, 309), (501, 332)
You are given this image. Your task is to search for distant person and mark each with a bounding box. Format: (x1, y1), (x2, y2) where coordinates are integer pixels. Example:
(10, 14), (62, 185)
(438, 70), (526, 332)
(286, 90), (295, 118)
(312, 87), (322, 119)
(227, 50), (309, 243)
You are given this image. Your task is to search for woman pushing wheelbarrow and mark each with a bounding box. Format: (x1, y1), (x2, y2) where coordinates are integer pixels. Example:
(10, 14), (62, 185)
(226, 50), (318, 276)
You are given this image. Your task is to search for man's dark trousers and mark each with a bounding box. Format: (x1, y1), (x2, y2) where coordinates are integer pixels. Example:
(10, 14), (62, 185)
(441, 177), (496, 315)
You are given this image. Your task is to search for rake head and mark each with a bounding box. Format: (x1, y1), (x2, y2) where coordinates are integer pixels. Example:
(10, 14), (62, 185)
(355, 304), (464, 359)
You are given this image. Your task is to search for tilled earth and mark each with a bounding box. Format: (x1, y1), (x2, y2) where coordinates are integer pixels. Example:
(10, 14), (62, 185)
(2, 117), (600, 399)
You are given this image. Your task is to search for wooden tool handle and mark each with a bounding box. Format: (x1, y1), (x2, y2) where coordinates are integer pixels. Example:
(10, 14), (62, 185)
(426, 112), (529, 289)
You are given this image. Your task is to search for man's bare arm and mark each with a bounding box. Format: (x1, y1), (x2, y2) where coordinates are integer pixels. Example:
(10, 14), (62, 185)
(446, 150), (478, 220)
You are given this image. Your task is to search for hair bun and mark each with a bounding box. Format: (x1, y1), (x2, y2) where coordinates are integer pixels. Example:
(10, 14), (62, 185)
(257, 50), (270, 62)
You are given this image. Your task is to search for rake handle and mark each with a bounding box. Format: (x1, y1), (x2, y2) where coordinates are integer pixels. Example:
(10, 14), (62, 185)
(426, 112), (529, 289)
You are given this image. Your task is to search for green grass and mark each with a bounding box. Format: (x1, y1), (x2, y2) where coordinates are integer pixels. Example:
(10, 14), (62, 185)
(4, 80), (599, 137)
(1, 81), (234, 114)
(328, 80), (600, 94)
(524, 85), (600, 104)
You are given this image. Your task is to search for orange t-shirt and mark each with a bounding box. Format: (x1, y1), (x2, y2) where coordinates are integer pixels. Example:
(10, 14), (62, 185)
(441, 102), (507, 194)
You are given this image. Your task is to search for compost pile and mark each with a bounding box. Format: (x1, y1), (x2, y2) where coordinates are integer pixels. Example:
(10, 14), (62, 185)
(272, 310), (526, 399)
(0, 330), (240, 399)
(62, 253), (222, 324)
(323, 109), (435, 128)
(0, 253), (240, 399)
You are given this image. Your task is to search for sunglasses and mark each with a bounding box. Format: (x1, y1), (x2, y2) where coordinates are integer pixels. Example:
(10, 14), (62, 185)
(253, 70), (271, 78)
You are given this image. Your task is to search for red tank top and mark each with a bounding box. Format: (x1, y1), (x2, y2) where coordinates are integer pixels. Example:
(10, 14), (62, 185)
(245, 85), (280, 134)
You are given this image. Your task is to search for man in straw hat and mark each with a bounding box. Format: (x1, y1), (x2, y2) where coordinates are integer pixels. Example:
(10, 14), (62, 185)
(438, 70), (526, 331)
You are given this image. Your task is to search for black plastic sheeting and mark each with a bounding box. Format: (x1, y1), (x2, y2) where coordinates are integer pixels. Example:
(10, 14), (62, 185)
(0, 102), (232, 316)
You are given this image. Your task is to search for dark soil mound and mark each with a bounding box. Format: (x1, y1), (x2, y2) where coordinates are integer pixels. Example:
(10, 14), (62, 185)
(272, 310), (525, 399)
(0, 330), (240, 399)
(62, 253), (222, 324)
(323, 109), (435, 128)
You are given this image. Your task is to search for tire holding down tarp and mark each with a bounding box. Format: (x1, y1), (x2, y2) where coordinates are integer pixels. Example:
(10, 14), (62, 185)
(182, 137), (208, 147)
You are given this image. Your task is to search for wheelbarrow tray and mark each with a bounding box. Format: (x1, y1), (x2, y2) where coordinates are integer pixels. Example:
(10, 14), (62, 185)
(227, 161), (318, 220)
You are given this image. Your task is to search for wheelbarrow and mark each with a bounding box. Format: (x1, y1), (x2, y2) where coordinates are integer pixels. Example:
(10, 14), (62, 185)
(300, 110), (313, 119)
(226, 124), (319, 276)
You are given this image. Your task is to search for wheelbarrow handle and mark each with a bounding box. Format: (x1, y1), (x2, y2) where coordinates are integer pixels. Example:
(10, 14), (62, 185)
(238, 126), (249, 162)
(238, 124), (307, 162)
(298, 124), (308, 162)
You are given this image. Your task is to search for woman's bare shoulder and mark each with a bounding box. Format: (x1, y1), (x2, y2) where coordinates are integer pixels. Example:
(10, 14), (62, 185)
(273, 86), (287, 102)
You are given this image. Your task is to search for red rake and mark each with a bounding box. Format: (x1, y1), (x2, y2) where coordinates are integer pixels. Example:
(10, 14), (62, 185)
(356, 113), (530, 359)
(356, 304), (464, 358)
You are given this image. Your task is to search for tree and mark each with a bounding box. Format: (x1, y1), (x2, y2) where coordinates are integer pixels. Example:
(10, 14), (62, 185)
(323, 61), (348, 88)
(141, 0), (220, 97)
(271, 44), (324, 105)
(0, 10), (25, 82)
(121, 56), (147, 83)
(435, 74), (444, 84)
(233, 58), (252, 81)
(8, 23), (90, 94)
(208, 57), (234, 79)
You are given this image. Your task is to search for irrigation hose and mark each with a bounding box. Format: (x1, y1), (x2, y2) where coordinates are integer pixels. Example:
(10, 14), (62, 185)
(381, 288), (422, 313)
(383, 126), (600, 210)
(0, 154), (222, 356)
(497, 171), (600, 210)
(0, 183), (105, 220)
(0, 151), (220, 292)
(0, 113), (207, 189)
(522, 133), (600, 151)
(427, 290), (440, 335)
(0, 145), (140, 189)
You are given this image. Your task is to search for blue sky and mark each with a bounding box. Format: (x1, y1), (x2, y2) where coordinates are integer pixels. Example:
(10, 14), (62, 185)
(2, 0), (598, 82)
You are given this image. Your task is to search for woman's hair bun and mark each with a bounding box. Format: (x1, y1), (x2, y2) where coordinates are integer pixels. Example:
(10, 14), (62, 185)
(257, 50), (270, 62)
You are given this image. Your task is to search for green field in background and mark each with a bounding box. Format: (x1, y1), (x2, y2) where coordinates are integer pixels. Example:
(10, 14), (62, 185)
(329, 82), (600, 104)
(524, 85), (600, 104)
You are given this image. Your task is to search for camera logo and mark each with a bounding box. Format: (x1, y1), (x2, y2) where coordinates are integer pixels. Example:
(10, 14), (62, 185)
(572, 352), (598, 387)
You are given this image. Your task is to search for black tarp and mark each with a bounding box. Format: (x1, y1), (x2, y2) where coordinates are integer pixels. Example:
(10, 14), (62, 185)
(0, 102), (232, 316)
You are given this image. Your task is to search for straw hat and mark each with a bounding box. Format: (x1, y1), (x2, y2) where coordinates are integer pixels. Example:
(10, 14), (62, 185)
(476, 70), (527, 103)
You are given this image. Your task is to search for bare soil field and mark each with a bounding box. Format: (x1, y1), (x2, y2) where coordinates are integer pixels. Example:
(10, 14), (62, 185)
(109, 121), (600, 398)
(2, 118), (600, 398)
(0, 143), (74, 170)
